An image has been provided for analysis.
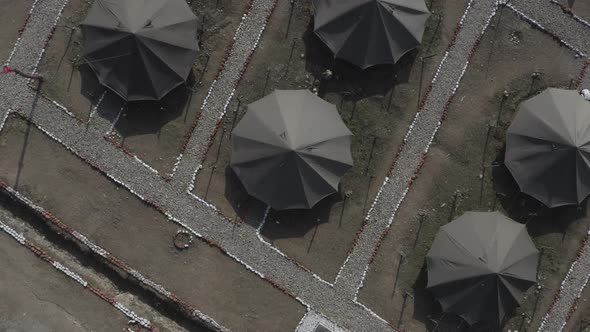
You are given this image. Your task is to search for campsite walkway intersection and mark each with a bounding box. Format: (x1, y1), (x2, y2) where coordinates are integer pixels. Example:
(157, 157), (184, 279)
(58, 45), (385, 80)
(1, 0), (590, 331)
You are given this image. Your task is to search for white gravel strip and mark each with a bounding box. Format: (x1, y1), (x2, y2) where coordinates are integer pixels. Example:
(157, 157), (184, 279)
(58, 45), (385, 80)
(333, 0), (499, 296)
(170, 0), (277, 189)
(295, 310), (346, 332)
(7, 0), (590, 330)
(6, 0), (68, 72)
(6, 94), (396, 331)
(538, 232), (590, 332)
(0, 219), (153, 330)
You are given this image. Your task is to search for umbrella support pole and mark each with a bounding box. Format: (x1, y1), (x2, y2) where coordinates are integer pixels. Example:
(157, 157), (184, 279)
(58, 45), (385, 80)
(396, 290), (412, 327)
(56, 26), (75, 71)
(479, 125), (492, 206)
(230, 99), (240, 131)
(447, 191), (460, 223)
(338, 195), (346, 228)
(306, 219), (320, 253)
(262, 69), (271, 97)
(284, 0), (295, 38)
(364, 137), (378, 175)
(386, 86), (394, 112)
(198, 54), (210, 85)
(390, 252), (405, 300)
(412, 213), (426, 249)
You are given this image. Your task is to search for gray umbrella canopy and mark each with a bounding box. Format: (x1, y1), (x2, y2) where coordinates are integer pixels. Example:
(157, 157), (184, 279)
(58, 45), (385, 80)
(231, 90), (353, 210)
(312, 0), (430, 69)
(426, 212), (538, 327)
(505, 88), (590, 207)
(80, 0), (199, 101)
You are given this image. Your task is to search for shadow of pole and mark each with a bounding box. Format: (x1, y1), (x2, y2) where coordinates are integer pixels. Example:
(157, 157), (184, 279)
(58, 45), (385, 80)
(14, 80), (43, 190)
(391, 252), (406, 300)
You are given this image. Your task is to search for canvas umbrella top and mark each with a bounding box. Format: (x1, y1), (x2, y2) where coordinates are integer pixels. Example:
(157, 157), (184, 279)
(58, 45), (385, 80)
(505, 88), (590, 207)
(312, 0), (430, 69)
(426, 211), (538, 327)
(231, 90), (353, 210)
(80, 0), (199, 101)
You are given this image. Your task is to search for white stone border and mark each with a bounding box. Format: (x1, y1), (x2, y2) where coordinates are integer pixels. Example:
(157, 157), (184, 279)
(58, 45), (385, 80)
(537, 231), (590, 331)
(295, 311), (346, 332)
(0, 219), (154, 331)
(0, 182), (230, 332)
(506, 3), (587, 57)
(549, 0), (590, 29)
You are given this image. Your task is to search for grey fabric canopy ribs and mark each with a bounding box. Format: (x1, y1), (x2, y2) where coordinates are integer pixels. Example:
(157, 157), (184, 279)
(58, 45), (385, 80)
(312, 0), (430, 69)
(80, 0), (199, 101)
(505, 88), (590, 207)
(231, 90), (353, 210)
(426, 212), (538, 327)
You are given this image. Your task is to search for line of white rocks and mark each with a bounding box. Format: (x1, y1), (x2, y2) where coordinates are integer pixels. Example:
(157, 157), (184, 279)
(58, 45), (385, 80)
(0, 184), (229, 332)
(4, 0), (590, 330)
(170, 0), (277, 188)
(0, 219), (154, 330)
(500, 1), (590, 330)
(333, 0), (500, 296)
(538, 231), (590, 332)
(508, 0), (590, 56)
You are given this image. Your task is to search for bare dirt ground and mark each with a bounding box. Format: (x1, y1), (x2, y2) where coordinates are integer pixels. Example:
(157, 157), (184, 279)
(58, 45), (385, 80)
(192, 0), (465, 282)
(0, 229), (130, 332)
(0, 0), (34, 62)
(356, 8), (590, 332)
(0, 115), (305, 332)
(0, 200), (190, 332)
(36, 0), (247, 174)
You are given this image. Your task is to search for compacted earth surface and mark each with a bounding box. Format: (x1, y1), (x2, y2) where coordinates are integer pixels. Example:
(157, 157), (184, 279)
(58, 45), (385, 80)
(0, 115), (305, 331)
(192, 0), (465, 282)
(3, 0), (590, 331)
(356, 8), (590, 332)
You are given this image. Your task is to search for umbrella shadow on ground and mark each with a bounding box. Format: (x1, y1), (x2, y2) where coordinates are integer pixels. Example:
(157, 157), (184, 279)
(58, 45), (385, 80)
(412, 264), (505, 331)
(78, 64), (106, 105)
(222, 165), (341, 236)
(302, 20), (416, 102)
(492, 146), (586, 237)
(222, 166), (268, 228)
(112, 71), (196, 137)
(259, 192), (341, 240)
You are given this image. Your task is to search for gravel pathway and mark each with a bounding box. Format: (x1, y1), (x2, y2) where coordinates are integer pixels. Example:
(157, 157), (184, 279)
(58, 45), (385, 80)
(170, 0), (277, 189)
(87, 91), (124, 134)
(0, 218), (157, 331)
(0, 1), (393, 330)
(508, 0), (590, 56)
(538, 232), (590, 332)
(334, 0), (499, 296)
(4, 0), (590, 330)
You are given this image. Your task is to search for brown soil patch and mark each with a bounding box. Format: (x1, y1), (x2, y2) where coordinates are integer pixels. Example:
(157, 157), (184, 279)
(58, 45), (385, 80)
(0, 114), (306, 332)
(356, 9), (589, 332)
(192, 0), (465, 281)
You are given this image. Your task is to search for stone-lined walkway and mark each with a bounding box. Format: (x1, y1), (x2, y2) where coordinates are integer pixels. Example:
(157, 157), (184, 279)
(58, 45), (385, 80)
(508, 0), (590, 56)
(538, 232), (590, 331)
(334, 0), (499, 296)
(3, 0), (590, 330)
(170, 0), (277, 188)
